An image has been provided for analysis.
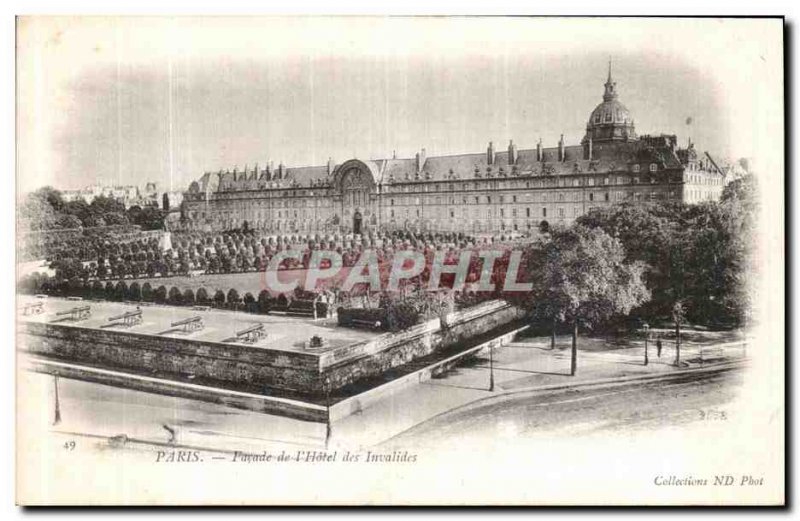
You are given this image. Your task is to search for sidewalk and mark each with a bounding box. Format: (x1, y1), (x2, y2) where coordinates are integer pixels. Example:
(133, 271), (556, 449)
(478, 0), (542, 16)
(327, 335), (747, 447)
(23, 334), (746, 454)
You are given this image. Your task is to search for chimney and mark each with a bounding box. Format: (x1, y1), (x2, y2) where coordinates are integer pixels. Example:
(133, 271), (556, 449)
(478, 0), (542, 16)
(588, 138), (593, 161)
(416, 147), (427, 173)
(278, 162), (285, 180)
(487, 141), (495, 165)
(536, 138), (543, 162)
(327, 157), (335, 175)
(558, 134), (565, 162)
(508, 140), (518, 165)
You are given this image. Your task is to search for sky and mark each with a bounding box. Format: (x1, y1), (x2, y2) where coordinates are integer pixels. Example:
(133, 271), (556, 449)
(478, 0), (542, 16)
(17, 17), (783, 194)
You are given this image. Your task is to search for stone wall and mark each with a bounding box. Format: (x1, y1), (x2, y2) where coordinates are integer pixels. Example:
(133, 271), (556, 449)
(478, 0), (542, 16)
(20, 321), (321, 395)
(319, 300), (524, 390)
(20, 299), (524, 397)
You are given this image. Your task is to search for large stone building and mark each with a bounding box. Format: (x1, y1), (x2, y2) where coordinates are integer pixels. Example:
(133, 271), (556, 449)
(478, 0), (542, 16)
(183, 67), (726, 235)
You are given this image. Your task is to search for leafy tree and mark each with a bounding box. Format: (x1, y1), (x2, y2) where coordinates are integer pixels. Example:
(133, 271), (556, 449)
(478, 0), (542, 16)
(257, 289), (273, 314)
(91, 280), (104, 299)
(114, 281), (128, 301)
(577, 203), (680, 320)
(531, 225), (650, 375)
(103, 212), (129, 226)
(243, 292), (256, 313)
(129, 281), (142, 301)
(130, 206), (166, 231)
(141, 282), (154, 302)
(55, 214), (83, 230)
(167, 286), (182, 305)
(154, 285), (168, 304)
(227, 288), (241, 309)
(33, 186), (65, 212)
(104, 281), (115, 300)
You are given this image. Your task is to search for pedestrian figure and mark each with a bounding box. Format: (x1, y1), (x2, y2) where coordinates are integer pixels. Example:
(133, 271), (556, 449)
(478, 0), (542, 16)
(656, 335), (663, 358)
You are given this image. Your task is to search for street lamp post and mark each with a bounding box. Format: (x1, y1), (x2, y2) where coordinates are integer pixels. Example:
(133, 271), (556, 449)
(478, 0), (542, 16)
(53, 373), (61, 426)
(324, 377), (332, 450)
(643, 323), (650, 366)
(488, 343), (495, 392)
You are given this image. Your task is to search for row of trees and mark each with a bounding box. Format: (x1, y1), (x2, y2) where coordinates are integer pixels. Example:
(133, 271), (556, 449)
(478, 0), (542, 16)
(20, 186), (166, 232)
(19, 274), (299, 314)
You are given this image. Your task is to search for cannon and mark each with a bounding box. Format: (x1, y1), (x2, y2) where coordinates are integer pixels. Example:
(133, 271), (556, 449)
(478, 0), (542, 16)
(21, 302), (44, 316)
(108, 309), (143, 327)
(171, 316), (204, 333)
(234, 323), (265, 344)
(55, 305), (91, 321)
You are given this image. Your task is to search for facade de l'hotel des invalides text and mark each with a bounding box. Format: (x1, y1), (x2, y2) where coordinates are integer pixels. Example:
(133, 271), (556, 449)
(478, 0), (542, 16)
(182, 66), (726, 235)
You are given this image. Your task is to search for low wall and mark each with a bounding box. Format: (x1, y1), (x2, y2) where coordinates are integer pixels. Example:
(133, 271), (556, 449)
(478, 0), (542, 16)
(19, 299), (524, 398)
(320, 300), (525, 390)
(20, 321), (321, 395)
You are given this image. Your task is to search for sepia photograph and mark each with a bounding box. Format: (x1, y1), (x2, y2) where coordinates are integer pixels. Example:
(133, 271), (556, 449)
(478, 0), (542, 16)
(13, 15), (785, 506)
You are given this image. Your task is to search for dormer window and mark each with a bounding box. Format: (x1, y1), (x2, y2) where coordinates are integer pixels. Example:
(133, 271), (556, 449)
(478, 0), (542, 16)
(649, 163), (658, 172)
(632, 164), (640, 173)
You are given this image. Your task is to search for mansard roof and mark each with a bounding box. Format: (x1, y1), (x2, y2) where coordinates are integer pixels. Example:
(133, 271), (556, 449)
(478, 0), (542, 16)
(192, 137), (695, 193)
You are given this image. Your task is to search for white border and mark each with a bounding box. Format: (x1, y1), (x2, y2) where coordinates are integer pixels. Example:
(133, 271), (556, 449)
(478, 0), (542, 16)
(3, 1), (794, 517)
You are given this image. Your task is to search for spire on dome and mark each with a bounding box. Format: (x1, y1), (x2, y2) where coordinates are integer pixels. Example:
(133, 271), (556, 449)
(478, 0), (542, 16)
(603, 58), (617, 102)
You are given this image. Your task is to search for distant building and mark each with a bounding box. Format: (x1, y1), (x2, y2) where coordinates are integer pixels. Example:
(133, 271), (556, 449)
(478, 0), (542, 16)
(183, 65), (727, 234)
(60, 184), (141, 208)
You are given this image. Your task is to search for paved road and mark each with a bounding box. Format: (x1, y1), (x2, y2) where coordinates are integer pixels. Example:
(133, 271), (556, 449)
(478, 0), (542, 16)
(384, 365), (743, 448)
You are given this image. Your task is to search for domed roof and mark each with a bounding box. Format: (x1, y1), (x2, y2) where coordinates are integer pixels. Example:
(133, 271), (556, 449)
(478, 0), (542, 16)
(588, 98), (633, 127)
(582, 61), (637, 144)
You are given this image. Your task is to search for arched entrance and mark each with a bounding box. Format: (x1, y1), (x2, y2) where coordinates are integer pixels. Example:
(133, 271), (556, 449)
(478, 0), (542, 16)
(353, 211), (363, 235)
(334, 159), (380, 233)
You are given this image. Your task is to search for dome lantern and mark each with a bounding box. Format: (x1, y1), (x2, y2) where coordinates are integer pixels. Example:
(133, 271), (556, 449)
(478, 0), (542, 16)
(582, 61), (637, 147)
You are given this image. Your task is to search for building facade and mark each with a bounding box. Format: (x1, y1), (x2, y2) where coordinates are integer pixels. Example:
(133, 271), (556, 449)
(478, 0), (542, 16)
(182, 68), (727, 235)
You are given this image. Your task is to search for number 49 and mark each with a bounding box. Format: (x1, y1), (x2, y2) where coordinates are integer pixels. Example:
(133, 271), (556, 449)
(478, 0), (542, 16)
(63, 440), (75, 451)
